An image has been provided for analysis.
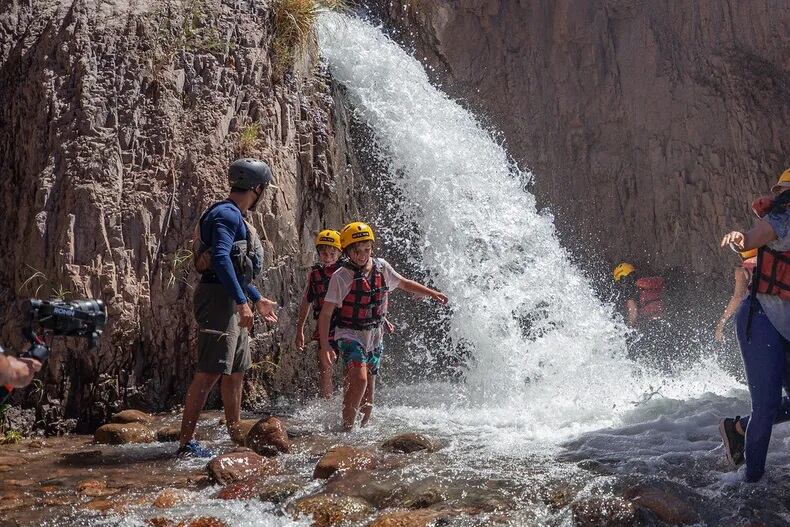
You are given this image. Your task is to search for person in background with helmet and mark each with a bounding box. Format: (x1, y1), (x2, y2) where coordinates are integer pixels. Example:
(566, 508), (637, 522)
(613, 262), (640, 326)
(714, 249), (757, 343)
(718, 168), (790, 482)
(612, 262), (666, 328)
(295, 229), (344, 398)
(317, 222), (448, 431)
(177, 159), (279, 457)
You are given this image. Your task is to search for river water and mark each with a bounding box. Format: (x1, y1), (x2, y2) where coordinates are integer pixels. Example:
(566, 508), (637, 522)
(5, 11), (790, 527)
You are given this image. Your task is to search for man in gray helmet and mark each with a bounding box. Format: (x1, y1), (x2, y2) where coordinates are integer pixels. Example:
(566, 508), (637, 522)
(177, 159), (279, 457)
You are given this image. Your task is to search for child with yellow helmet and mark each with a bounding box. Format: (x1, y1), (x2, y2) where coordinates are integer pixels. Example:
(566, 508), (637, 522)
(295, 229), (343, 399)
(317, 221), (448, 431)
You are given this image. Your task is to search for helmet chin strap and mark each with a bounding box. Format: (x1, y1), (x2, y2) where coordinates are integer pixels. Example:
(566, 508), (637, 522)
(249, 186), (264, 210)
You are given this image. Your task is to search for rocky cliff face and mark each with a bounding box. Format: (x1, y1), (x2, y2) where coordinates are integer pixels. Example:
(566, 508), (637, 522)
(373, 0), (789, 282)
(0, 0), (358, 431)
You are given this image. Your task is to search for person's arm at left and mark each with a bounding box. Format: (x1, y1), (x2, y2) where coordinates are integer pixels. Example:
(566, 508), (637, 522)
(0, 354), (41, 388)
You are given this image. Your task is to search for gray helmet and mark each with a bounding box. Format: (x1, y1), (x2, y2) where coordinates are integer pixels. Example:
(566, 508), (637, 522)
(228, 159), (274, 190)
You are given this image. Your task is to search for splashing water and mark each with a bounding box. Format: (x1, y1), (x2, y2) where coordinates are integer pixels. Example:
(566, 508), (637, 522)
(317, 12), (740, 444)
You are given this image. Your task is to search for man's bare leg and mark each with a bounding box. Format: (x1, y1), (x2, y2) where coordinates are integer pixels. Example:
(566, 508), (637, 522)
(221, 372), (245, 443)
(179, 372), (221, 448)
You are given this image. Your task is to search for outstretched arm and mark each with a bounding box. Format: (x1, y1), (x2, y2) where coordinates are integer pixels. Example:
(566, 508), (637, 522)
(721, 220), (777, 251)
(397, 278), (448, 304)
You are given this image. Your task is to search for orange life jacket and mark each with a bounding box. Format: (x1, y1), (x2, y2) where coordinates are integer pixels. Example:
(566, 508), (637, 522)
(752, 247), (790, 300)
(636, 276), (664, 319)
(337, 259), (387, 331)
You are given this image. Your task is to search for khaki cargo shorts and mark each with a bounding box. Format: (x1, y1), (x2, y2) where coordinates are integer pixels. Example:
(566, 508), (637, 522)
(194, 283), (250, 375)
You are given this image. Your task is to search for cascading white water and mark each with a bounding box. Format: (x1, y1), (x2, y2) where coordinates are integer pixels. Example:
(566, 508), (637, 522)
(317, 12), (739, 442)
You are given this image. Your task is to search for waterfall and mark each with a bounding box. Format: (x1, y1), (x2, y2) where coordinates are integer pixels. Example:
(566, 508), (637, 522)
(317, 12), (738, 441)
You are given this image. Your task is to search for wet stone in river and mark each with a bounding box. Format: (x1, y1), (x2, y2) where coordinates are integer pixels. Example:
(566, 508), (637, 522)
(206, 450), (279, 485)
(313, 446), (377, 479)
(94, 422), (155, 444)
(111, 409), (154, 424)
(367, 509), (445, 527)
(290, 494), (373, 527)
(571, 496), (636, 527)
(381, 433), (437, 453)
(245, 416), (291, 456)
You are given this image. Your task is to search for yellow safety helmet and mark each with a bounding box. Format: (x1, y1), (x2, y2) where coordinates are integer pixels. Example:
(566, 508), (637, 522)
(340, 221), (375, 250)
(315, 229), (341, 250)
(739, 248), (757, 260)
(613, 262), (635, 282)
(771, 168), (790, 193)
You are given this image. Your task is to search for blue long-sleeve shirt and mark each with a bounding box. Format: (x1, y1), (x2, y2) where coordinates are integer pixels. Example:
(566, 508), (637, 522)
(200, 201), (262, 305)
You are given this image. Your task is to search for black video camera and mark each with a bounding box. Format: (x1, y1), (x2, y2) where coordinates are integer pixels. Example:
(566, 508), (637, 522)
(0, 298), (106, 402)
(22, 299), (107, 362)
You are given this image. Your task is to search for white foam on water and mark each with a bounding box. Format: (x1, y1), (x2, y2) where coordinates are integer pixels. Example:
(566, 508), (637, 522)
(316, 12), (742, 443)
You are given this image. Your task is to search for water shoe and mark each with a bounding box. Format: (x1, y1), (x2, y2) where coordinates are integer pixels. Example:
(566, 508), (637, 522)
(719, 416), (745, 467)
(176, 439), (213, 458)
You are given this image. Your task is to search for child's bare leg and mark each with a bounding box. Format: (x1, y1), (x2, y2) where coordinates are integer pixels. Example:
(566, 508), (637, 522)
(360, 370), (376, 427)
(342, 365), (367, 431)
(318, 345), (334, 399)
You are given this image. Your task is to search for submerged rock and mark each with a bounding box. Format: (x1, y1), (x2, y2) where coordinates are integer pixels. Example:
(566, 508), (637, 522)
(572, 496), (636, 527)
(368, 509), (444, 527)
(177, 518), (228, 527)
(290, 494), (372, 527)
(153, 488), (190, 508)
(381, 433), (437, 454)
(111, 410), (153, 424)
(94, 423), (155, 444)
(257, 478), (307, 504)
(246, 416), (291, 456)
(216, 478), (263, 500)
(323, 470), (393, 507)
(206, 450), (278, 485)
(625, 486), (700, 525)
(313, 446), (377, 479)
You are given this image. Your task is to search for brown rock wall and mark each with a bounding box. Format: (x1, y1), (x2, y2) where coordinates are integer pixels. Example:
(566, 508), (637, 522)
(0, 0), (358, 430)
(373, 0), (789, 281)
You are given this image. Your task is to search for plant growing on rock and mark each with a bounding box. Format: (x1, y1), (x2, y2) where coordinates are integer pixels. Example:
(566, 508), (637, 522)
(272, 0), (345, 75)
(237, 123), (262, 155)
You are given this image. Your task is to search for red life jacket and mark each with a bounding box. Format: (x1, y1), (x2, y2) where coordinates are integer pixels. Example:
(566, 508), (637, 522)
(307, 262), (341, 319)
(306, 262), (341, 341)
(337, 259), (387, 331)
(753, 247), (790, 300)
(636, 276), (664, 319)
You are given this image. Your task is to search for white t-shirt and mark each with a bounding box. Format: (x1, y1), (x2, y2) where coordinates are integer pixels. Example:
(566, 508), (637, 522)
(324, 258), (403, 351)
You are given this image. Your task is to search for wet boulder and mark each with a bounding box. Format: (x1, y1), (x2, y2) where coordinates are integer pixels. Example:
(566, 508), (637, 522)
(572, 496), (636, 527)
(94, 423), (155, 444)
(110, 409), (153, 424)
(381, 433), (437, 454)
(289, 494), (372, 527)
(245, 416), (290, 456)
(313, 446), (377, 479)
(206, 450), (278, 485)
(228, 419), (259, 445)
